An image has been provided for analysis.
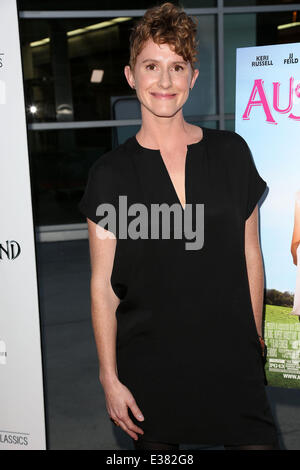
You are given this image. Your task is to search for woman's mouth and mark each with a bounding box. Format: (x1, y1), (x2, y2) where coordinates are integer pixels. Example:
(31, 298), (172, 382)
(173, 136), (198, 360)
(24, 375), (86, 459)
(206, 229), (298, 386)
(150, 92), (177, 99)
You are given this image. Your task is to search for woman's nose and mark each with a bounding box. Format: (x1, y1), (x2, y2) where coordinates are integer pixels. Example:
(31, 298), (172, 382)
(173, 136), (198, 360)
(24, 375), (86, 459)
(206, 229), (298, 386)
(157, 70), (172, 88)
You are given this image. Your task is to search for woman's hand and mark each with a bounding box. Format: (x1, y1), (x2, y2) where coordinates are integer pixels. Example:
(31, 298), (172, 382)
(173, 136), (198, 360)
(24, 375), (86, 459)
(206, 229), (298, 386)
(101, 375), (145, 441)
(291, 241), (299, 266)
(258, 335), (267, 361)
(258, 336), (265, 355)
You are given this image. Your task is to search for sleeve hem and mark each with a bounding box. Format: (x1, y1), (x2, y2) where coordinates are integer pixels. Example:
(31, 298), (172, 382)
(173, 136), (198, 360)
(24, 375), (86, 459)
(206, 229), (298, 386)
(78, 200), (99, 225)
(78, 200), (118, 237)
(245, 179), (267, 220)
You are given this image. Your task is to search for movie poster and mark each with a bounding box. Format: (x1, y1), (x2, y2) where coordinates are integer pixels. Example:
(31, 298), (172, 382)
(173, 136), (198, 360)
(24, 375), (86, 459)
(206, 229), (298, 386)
(0, 0), (46, 449)
(236, 42), (300, 389)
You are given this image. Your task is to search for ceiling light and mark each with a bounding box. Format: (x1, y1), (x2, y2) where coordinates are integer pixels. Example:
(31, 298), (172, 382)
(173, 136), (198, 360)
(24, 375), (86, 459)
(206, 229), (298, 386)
(90, 69), (104, 83)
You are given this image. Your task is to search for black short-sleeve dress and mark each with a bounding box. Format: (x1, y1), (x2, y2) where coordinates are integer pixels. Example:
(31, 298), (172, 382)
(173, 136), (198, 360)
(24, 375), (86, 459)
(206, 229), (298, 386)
(78, 126), (278, 446)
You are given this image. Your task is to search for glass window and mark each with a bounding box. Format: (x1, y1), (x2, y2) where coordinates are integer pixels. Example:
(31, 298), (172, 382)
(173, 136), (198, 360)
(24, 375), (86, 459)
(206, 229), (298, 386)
(185, 15), (217, 118)
(178, 0), (216, 5)
(18, 0), (216, 9)
(224, 10), (300, 114)
(29, 126), (114, 225)
(18, 1), (172, 10)
(19, 14), (217, 123)
(19, 17), (137, 123)
(224, 119), (235, 132)
(224, 1), (300, 5)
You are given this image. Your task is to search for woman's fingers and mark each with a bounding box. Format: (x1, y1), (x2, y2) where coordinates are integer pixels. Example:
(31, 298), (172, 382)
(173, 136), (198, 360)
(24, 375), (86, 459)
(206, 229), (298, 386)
(122, 400), (145, 434)
(104, 380), (145, 440)
(128, 398), (145, 423)
(121, 415), (144, 440)
(125, 410), (145, 435)
(113, 406), (144, 440)
(114, 417), (139, 441)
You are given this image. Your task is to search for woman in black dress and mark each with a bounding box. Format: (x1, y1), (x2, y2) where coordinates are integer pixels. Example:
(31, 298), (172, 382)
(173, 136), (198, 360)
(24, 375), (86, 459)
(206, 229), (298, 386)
(78, 2), (280, 450)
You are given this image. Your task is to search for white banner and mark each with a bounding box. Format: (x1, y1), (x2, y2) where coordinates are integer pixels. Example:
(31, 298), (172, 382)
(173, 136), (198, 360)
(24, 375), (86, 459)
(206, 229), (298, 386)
(236, 42), (300, 389)
(0, 0), (46, 449)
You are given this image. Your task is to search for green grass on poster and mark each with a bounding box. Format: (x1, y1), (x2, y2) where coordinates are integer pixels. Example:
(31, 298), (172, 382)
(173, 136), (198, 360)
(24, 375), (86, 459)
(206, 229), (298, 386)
(264, 305), (300, 389)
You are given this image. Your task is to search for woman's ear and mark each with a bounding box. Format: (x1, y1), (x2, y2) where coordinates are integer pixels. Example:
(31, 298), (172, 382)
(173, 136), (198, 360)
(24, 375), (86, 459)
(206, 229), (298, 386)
(190, 68), (199, 89)
(124, 64), (135, 90)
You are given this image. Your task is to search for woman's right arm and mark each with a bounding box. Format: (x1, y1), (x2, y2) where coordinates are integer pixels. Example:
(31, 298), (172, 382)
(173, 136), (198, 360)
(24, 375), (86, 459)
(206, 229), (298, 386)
(291, 193), (300, 266)
(87, 218), (145, 441)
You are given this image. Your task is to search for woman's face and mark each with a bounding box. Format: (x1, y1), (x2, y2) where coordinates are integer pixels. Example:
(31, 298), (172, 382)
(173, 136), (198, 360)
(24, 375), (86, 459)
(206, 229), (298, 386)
(125, 38), (199, 118)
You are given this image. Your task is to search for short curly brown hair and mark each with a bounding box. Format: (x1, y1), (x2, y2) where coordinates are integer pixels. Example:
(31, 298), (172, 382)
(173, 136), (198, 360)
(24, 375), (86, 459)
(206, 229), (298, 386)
(128, 2), (199, 73)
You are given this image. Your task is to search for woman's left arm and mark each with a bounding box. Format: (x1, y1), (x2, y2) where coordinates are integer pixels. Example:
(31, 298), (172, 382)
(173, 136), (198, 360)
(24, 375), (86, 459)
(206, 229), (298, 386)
(244, 204), (264, 339)
(291, 192), (300, 266)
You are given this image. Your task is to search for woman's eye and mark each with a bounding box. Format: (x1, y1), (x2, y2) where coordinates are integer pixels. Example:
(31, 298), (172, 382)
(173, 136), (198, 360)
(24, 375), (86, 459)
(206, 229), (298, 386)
(145, 64), (184, 71)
